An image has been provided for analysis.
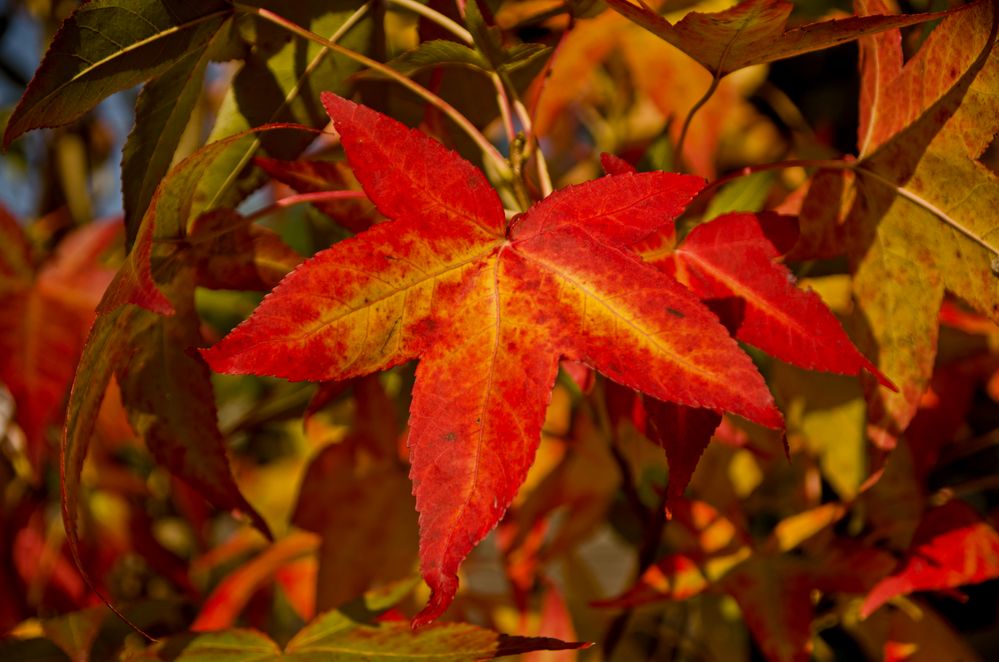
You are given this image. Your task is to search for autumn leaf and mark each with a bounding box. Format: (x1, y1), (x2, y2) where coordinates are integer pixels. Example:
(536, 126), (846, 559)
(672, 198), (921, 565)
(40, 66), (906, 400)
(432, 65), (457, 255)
(860, 500), (999, 618)
(613, 162), (887, 510)
(670, 212), (891, 386)
(645, 398), (722, 516)
(604, 0), (966, 78)
(204, 92), (787, 625)
(797, 0), (999, 447)
(189, 209), (303, 291)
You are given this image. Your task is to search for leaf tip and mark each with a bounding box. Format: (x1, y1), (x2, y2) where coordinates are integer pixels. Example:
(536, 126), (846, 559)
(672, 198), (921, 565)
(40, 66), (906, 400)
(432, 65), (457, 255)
(868, 363), (898, 392)
(199, 344), (230, 375)
(320, 91), (355, 124)
(600, 152), (637, 175)
(756, 403), (785, 430)
(410, 574), (459, 629)
(1, 111), (24, 150)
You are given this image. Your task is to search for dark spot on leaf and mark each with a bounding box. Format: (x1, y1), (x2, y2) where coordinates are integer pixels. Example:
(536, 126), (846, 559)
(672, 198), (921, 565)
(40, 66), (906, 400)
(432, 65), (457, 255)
(443, 431), (457, 442)
(667, 307), (685, 318)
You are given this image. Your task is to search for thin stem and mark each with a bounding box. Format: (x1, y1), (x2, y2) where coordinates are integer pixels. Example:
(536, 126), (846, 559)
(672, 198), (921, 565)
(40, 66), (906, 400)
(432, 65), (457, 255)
(674, 74), (720, 172)
(525, 20), (574, 195)
(246, 190), (368, 223)
(698, 158), (855, 198)
(491, 72), (517, 148)
(501, 71), (553, 197)
(233, 4), (512, 181)
(388, 0), (473, 44)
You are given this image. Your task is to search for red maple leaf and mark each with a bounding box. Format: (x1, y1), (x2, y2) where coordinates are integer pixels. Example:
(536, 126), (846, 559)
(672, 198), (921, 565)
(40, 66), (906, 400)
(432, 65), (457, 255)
(202, 93), (876, 625)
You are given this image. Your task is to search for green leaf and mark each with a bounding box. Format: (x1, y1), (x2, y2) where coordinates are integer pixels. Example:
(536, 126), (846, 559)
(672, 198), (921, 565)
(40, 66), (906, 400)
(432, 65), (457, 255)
(285, 623), (583, 661)
(121, 46), (212, 249)
(151, 125), (316, 243)
(463, 0), (505, 69)
(377, 40), (488, 77)
(177, 621), (586, 661)
(173, 578), (585, 660)
(175, 629), (281, 662)
(381, 40), (549, 78)
(499, 43), (552, 76)
(772, 361), (867, 499)
(3, 0), (233, 146)
(704, 171), (776, 220)
(205, 1), (371, 207)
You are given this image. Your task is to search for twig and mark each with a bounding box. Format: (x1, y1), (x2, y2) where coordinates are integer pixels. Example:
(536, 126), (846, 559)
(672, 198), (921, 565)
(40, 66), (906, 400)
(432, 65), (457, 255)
(245, 190), (368, 223)
(207, 2), (371, 212)
(674, 74), (720, 172)
(388, 0), (473, 43)
(233, 3), (512, 181)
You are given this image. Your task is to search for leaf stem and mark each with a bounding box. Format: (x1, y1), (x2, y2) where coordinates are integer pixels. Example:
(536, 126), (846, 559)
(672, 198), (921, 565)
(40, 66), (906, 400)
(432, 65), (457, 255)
(246, 190), (369, 223)
(698, 157), (855, 198)
(388, 0), (473, 44)
(526, 19), (580, 197)
(233, 3), (512, 181)
(500, 69), (553, 197)
(491, 72), (518, 149)
(674, 74), (720, 172)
